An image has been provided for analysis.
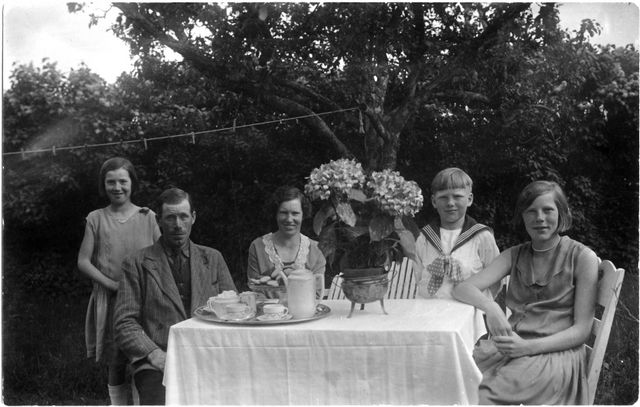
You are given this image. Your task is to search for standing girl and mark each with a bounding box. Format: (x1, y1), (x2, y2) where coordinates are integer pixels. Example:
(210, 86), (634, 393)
(78, 157), (160, 405)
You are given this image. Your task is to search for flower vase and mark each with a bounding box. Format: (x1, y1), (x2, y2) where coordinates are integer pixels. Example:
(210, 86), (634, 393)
(341, 267), (389, 318)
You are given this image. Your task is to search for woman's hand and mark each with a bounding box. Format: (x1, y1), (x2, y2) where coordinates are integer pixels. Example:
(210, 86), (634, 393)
(484, 302), (512, 337)
(492, 332), (531, 358)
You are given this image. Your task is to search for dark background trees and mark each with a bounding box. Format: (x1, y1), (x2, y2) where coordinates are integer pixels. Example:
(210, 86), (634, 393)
(2, 3), (637, 404)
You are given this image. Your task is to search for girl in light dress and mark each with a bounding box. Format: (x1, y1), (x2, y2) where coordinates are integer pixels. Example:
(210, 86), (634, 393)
(453, 181), (598, 404)
(78, 157), (160, 405)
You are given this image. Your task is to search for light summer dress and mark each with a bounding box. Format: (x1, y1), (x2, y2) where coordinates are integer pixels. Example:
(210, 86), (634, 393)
(247, 233), (326, 297)
(474, 236), (593, 405)
(84, 207), (159, 362)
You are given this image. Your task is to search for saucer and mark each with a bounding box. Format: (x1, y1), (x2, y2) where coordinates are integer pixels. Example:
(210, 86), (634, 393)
(257, 313), (293, 322)
(219, 312), (255, 322)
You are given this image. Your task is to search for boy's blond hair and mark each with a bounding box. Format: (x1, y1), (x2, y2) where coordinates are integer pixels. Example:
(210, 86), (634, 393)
(430, 167), (473, 194)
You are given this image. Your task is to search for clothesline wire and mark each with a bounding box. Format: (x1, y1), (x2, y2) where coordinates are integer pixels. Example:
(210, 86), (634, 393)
(3, 107), (359, 157)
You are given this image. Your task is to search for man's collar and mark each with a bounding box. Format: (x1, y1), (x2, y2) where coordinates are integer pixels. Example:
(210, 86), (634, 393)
(160, 237), (191, 257)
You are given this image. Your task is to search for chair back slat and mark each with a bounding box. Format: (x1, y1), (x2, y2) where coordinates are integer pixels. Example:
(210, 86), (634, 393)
(586, 259), (624, 404)
(386, 258), (417, 299)
(386, 262), (400, 298)
(326, 274), (346, 300)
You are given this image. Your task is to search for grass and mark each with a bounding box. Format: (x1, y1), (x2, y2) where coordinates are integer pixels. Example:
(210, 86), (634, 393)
(2, 290), (109, 405)
(2, 258), (638, 404)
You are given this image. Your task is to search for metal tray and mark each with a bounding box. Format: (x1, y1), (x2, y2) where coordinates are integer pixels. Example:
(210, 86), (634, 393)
(192, 304), (331, 325)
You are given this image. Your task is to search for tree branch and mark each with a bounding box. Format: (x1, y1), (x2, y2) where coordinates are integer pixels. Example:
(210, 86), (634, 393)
(262, 94), (353, 158)
(469, 3), (531, 53)
(272, 77), (344, 112)
(361, 106), (390, 143)
(114, 3), (353, 157)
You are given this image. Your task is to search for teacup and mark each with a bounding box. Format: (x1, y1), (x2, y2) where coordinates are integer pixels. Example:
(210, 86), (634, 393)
(208, 296), (240, 317)
(223, 303), (252, 320)
(262, 303), (289, 318)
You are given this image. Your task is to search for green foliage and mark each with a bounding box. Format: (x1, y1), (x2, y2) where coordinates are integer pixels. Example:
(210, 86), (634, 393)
(3, 3), (638, 404)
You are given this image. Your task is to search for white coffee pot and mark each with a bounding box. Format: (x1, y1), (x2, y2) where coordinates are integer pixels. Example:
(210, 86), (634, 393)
(279, 269), (324, 319)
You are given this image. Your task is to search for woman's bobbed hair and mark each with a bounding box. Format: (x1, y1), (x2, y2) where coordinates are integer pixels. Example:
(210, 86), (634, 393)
(512, 180), (572, 233)
(98, 157), (138, 197)
(269, 186), (312, 219)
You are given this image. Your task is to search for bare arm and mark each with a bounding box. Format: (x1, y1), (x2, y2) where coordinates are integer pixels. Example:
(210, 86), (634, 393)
(478, 231), (502, 297)
(77, 222), (119, 291)
(152, 223), (161, 241)
(453, 249), (513, 336)
(492, 248), (599, 357)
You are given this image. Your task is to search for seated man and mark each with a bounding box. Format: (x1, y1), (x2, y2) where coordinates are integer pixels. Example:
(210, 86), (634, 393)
(114, 187), (236, 405)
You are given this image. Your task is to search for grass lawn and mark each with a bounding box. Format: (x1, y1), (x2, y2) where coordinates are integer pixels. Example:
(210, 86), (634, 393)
(2, 291), (109, 405)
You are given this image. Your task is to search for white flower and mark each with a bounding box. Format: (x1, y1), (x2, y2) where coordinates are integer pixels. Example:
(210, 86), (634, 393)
(305, 159), (423, 217)
(367, 169), (423, 217)
(304, 158), (366, 200)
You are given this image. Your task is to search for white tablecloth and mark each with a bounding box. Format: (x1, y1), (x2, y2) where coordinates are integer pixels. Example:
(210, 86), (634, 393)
(164, 299), (485, 405)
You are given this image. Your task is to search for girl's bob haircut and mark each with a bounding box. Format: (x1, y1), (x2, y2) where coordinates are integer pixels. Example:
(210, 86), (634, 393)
(98, 157), (138, 198)
(512, 180), (572, 233)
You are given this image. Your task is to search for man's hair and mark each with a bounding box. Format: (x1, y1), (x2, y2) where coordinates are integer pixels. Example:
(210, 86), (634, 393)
(155, 187), (194, 217)
(98, 157), (138, 197)
(512, 180), (572, 233)
(430, 167), (473, 194)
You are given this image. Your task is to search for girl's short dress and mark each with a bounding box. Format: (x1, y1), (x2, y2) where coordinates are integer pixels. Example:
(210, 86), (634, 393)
(474, 236), (591, 405)
(84, 207), (159, 363)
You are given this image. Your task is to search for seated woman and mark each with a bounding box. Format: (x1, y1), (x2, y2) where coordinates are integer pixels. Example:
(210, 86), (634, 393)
(247, 186), (326, 297)
(453, 181), (598, 405)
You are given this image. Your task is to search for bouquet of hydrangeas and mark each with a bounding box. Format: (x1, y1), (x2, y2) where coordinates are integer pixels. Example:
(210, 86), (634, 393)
(305, 158), (366, 201)
(305, 158), (423, 275)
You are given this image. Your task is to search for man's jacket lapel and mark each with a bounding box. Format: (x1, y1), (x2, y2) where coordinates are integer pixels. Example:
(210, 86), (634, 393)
(190, 242), (211, 315)
(144, 241), (187, 319)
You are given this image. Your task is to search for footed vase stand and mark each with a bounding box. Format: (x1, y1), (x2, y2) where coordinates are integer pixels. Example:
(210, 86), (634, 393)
(340, 274), (389, 318)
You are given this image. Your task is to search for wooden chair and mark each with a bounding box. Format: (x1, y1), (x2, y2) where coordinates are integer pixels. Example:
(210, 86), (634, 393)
(326, 273), (347, 300)
(585, 259), (625, 404)
(325, 257), (417, 300)
(385, 257), (418, 299)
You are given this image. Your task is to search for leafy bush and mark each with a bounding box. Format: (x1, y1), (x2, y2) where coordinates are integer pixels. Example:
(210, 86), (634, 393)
(2, 5), (638, 403)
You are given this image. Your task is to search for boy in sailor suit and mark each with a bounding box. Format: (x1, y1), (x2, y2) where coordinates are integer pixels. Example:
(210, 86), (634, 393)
(415, 168), (500, 299)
